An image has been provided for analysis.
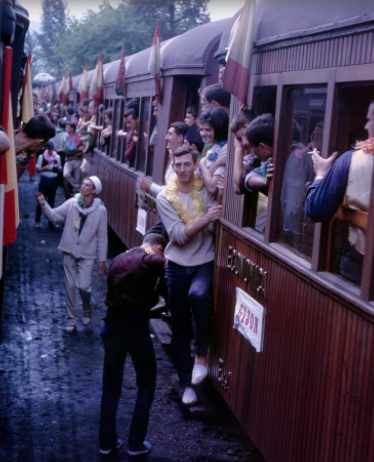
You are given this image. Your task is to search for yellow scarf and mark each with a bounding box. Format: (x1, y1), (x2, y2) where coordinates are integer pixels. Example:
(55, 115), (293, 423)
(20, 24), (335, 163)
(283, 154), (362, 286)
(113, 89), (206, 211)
(165, 174), (204, 225)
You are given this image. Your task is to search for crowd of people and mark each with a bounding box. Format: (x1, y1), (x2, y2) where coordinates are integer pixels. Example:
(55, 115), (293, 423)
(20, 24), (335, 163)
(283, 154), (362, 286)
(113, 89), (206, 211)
(4, 76), (373, 457)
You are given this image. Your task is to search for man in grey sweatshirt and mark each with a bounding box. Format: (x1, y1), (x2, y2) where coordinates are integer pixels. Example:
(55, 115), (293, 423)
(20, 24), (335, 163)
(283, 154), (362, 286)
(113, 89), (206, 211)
(36, 175), (107, 333)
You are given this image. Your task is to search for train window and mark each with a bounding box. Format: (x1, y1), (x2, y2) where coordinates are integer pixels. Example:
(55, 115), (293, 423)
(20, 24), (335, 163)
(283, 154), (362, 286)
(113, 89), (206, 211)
(135, 98), (151, 172)
(323, 84), (374, 287)
(242, 86), (277, 233)
(276, 86), (327, 260)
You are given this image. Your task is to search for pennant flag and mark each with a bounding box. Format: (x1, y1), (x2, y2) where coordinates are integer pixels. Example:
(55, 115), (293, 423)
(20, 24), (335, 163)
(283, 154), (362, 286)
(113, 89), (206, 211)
(148, 20), (162, 104)
(78, 62), (88, 102)
(222, 0), (256, 105)
(115, 46), (126, 97)
(1, 47), (19, 249)
(89, 53), (104, 105)
(48, 81), (56, 107)
(20, 54), (34, 123)
(58, 74), (67, 104)
(68, 72), (73, 92)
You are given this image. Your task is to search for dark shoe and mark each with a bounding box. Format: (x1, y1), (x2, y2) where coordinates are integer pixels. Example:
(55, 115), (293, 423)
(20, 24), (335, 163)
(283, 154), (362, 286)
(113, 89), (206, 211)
(48, 221), (59, 228)
(100, 439), (123, 455)
(127, 441), (152, 457)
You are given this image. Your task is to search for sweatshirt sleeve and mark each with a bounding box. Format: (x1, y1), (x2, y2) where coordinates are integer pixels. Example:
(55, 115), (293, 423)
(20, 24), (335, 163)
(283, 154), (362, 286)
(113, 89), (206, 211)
(156, 193), (190, 245)
(41, 199), (73, 223)
(304, 151), (352, 222)
(97, 206), (108, 262)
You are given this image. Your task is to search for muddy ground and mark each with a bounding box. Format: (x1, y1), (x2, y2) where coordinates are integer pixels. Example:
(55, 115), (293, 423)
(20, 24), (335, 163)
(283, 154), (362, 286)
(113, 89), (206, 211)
(0, 173), (265, 462)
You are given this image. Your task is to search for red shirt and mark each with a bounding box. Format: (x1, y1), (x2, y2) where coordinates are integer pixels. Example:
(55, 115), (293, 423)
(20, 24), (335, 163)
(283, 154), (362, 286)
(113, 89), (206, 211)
(105, 247), (165, 314)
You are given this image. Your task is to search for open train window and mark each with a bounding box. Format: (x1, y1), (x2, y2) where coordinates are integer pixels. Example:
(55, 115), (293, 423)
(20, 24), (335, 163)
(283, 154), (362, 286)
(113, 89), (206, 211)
(322, 83), (374, 289)
(275, 86), (327, 260)
(135, 98), (150, 172)
(146, 98), (158, 177)
(242, 86), (277, 233)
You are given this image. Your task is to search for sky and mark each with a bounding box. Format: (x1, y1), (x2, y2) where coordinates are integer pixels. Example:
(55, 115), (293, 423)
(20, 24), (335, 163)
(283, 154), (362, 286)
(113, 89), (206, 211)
(21, 0), (244, 29)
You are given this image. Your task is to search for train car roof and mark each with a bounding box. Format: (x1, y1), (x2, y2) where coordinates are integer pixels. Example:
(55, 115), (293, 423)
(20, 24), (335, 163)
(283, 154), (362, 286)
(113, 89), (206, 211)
(255, 0), (374, 45)
(102, 18), (232, 84)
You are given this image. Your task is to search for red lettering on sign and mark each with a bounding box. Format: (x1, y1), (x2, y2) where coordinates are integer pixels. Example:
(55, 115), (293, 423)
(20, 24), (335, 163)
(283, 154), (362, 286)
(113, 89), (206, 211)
(250, 313), (254, 330)
(245, 309), (250, 326)
(237, 305), (244, 320)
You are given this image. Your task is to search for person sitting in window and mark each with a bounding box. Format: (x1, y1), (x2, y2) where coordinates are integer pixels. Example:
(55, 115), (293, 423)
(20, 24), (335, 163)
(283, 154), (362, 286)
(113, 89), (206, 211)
(241, 114), (275, 232)
(100, 109), (113, 149)
(305, 102), (374, 284)
(184, 105), (198, 127)
(118, 99), (140, 163)
(198, 108), (229, 195)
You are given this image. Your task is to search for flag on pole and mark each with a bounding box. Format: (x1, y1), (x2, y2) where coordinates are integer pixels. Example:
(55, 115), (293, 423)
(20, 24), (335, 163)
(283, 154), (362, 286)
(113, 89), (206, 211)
(20, 54), (34, 123)
(89, 52), (104, 105)
(148, 20), (162, 104)
(78, 62), (88, 102)
(58, 74), (67, 104)
(1, 47), (19, 249)
(222, 0), (256, 105)
(115, 46), (126, 97)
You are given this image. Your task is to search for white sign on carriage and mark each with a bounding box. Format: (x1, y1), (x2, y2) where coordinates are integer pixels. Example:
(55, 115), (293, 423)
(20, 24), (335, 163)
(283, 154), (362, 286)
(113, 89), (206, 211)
(234, 288), (265, 352)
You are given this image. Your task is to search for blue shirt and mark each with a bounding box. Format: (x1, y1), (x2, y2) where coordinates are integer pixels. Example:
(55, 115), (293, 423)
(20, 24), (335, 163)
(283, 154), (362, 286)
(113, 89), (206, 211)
(304, 151), (353, 222)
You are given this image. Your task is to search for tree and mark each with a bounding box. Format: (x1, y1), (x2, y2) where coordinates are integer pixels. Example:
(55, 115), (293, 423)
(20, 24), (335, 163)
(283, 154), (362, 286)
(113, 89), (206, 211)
(36, 0), (67, 76)
(24, 31), (43, 77)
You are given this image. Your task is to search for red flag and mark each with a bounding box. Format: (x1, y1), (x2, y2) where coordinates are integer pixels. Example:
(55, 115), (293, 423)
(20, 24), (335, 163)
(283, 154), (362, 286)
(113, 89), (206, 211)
(115, 46), (126, 97)
(78, 62), (88, 102)
(1, 47), (19, 247)
(222, 0), (256, 105)
(89, 53), (104, 105)
(148, 20), (162, 104)
(26, 154), (36, 178)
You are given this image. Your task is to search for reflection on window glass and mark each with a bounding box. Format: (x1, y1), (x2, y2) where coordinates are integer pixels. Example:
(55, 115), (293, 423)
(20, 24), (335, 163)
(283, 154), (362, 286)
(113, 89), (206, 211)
(330, 220), (366, 285)
(242, 86), (277, 234)
(278, 86), (327, 259)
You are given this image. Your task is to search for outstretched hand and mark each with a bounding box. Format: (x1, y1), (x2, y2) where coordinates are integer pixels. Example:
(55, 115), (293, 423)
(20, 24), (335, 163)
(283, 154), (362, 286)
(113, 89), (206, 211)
(98, 262), (106, 276)
(312, 149), (339, 177)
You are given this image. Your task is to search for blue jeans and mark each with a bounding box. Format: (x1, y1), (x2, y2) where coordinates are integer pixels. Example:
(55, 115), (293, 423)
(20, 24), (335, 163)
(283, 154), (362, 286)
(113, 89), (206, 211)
(166, 261), (214, 388)
(99, 316), (156, 449)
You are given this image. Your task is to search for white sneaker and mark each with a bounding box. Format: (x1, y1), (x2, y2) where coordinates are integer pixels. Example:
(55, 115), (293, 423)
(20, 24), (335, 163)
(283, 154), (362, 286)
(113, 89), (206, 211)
(82, 316), (91, 326)
(191, 364), (208, 385)
(182, 387), (198, 406)
(65, 325), (76, 334)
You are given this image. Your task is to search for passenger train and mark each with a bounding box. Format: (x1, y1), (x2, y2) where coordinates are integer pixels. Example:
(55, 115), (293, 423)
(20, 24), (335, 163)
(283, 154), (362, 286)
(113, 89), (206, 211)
(5, 0), (374, 460)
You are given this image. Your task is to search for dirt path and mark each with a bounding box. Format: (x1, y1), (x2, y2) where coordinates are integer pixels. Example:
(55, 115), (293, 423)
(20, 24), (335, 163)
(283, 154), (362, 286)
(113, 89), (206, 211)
(0, 174), (265, 462)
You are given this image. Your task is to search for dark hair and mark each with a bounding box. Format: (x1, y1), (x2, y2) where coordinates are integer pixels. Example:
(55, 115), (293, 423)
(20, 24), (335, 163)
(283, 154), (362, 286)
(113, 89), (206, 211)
(143, 233), (167, 250)
(170, 121), (189, 138)
(98, 104), (105, 112)
(82, 99), (90, 106)
(72, 113), (79, 120)
(230, 108), (258, 133)
(104, 109), (113, 121)
(57, 118), (66, 129)
(201, 84), (231, 108)
(173, 146), (198, 164)
(244, 114), (274, 147)
(46, 140), (54, 149)
(186, 105), (198, 119)
(66, 122), (77, 132)
(198, 107), (229, 143)
(66, 107), (74, 115)
(124, 99), (140, 119)
(22, 114), (56, 141)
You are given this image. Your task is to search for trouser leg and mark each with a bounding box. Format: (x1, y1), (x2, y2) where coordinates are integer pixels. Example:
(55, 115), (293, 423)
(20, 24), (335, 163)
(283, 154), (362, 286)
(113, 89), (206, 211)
(189, 262), (214, 356)
(62, 253), (79, 326)
(76, 258), (94, 318)
(128, 336), (156, 447)
(99, 335), (127, 451)
(166, 263), (193, 389)
(63, 160), (81, 193)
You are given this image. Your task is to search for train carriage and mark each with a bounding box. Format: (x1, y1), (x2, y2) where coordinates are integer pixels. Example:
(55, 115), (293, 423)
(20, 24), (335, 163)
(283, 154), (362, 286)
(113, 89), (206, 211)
(68, 1), (374, 460)
(210, 1), (374, 461)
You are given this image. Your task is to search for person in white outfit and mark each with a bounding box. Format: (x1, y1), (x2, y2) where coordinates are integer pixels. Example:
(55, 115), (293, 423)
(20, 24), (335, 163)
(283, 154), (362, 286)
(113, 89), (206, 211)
(36, 176), (108, 333)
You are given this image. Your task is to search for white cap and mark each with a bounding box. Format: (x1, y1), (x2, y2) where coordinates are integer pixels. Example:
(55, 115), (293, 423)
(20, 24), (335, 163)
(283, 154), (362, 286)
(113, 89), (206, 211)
(89, 176), (102, 194)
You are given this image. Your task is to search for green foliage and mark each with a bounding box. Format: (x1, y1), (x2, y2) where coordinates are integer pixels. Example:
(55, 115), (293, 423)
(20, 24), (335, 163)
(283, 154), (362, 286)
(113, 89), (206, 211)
(36, 0), (67, 76)
(34, 0), (210, 77)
